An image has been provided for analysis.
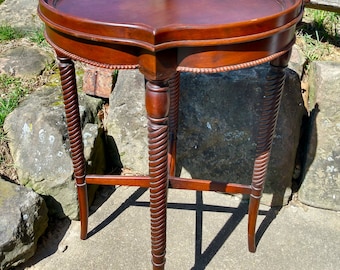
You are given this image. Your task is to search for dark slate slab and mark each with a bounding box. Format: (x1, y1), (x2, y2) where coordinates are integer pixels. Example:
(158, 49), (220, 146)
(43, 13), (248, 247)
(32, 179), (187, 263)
(107, 64), (305, 206)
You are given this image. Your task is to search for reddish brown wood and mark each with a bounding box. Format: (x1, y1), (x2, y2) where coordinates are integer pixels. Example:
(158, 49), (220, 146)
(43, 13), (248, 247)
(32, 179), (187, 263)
(39, 0), (302, 50)
(248, 50), (292, 252)
(168, 72), (180, 177)
(169, 177), (252, 195)
(146, 80), (170, 269)
(86, 174), (252, 195)
(86, 175), (150, 187)
(57, 55), (88, 240)
(38, 0), (303, 268)
(38, 0), (303, 79)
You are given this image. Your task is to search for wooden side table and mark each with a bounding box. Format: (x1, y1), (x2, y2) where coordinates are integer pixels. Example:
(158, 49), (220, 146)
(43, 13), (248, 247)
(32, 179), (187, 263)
(38, 1), (303, 269)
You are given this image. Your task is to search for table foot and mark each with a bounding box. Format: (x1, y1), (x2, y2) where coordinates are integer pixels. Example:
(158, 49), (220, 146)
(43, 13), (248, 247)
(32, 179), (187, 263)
(57, 55), (88, 240)
(248, 51), (290, 252)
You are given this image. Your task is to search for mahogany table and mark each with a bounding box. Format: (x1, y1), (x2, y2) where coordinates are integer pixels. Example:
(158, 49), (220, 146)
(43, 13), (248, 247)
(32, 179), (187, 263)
(38, 0), (303, 269)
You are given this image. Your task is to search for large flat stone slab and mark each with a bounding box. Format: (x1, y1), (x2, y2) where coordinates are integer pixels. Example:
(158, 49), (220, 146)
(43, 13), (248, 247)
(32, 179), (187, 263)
(0, 0), (42, 30)
(299, 61), (340, 211)
(4, 87), (104, 219)
(0, 47), (53, 79)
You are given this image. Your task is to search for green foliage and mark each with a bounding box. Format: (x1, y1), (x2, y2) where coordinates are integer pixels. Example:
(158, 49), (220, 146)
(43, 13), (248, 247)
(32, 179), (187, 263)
(28, 27), (48, 46)
(297, 8), (340, 65)
(311, 9), (339, 38)
(0, 24), (47, 46)
(298, 8), (340, 46)
(0, 25), (23, 41)
(301, 33), (330, 62)
(0, 75), (29, 128)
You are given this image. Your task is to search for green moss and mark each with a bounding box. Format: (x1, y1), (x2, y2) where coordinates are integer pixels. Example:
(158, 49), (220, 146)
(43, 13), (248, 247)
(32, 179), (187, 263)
(45, 73), (61, 87)
(51, 100), (64, 107)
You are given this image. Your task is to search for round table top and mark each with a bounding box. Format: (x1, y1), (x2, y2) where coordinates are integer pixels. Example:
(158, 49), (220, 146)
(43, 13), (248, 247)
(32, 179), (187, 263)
(39, 0), (303, 51)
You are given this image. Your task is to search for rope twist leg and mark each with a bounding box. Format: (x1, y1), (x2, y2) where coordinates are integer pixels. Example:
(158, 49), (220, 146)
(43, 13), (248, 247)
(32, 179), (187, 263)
(57, 55), (88, 240)
(248, 51), (291, 252)
(168, 72), (180, 176)
(146, 80), (170, 270)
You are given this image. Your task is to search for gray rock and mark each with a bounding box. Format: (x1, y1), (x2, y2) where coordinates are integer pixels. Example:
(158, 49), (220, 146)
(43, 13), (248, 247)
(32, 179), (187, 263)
(83, 123), (107, 175)
(0, 47), (53, 79)
(0, 178), (48, 270)
(305, 0), (340, 12)
(177, 67), (305, 206)
(288, 45), (307, 79)
(4, 86), (104, 219)
(299, 61), (340, 211)
(0, 0), (42, 30)
(106, 65), (305, 206)
(106, 70), (148, 174)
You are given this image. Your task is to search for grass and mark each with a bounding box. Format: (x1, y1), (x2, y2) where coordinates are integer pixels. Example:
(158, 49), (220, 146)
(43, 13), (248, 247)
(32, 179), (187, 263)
(0, 72), (33, 179)
(0, 75), (30, 136)
(296, 8), (340, 64)
(0, 74), (31, 179)
(0, 25), (24, 41)
(0, 24), (51, 175)
(28, 27), (48, 46)
(0, 24), (48, 47)
(311, 9), (339, 40)
(0, 24), (50, 135)
(0, 23), (52, 162)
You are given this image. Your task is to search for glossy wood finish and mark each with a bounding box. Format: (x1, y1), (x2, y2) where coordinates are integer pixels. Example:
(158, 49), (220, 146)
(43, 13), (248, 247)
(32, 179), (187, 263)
(38, 1), (303, 269)
(57, 55), (88, 240)
(39, 0), (303, 80)
(248, 50), (292, 252)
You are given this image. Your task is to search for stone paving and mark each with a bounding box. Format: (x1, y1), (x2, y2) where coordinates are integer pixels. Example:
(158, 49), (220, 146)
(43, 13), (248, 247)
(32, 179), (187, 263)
(18, 187), (340, 270)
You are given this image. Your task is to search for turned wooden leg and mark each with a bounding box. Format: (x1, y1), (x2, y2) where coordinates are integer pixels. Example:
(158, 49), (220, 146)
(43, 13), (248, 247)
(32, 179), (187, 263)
(248, 50), (292, 252)
(145, 79), (170, 270)
(57, 55), (88, 240)
(168, 72), (180, 176)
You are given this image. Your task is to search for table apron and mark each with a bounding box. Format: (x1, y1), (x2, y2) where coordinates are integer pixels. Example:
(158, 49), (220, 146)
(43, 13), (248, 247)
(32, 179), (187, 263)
(45, 26), (296, 78)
